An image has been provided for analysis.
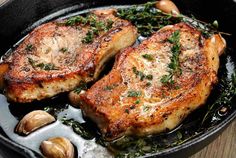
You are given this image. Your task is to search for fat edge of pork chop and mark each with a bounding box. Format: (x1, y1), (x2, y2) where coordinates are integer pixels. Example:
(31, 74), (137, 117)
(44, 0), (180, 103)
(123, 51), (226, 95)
(80, 23), (226, 140)
(1, 9), (138, 103)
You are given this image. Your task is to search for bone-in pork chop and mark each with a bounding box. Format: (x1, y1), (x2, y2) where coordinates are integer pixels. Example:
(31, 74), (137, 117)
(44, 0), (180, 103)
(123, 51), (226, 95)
(2, 10), (137, 103)
(79, 23), (226, 140)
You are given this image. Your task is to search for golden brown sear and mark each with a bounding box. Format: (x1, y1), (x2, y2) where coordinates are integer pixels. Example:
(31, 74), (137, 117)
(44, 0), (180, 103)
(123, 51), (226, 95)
(80, 23), (226, 140)
(1, 10), (137, 103)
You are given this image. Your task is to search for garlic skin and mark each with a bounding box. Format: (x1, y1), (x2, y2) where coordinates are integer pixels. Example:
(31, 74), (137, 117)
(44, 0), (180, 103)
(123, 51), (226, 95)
(15, 110), (55, 135)
(40, 137), (74, 158)
(156, 0), (180, 15)
(68, 90), (86, 107)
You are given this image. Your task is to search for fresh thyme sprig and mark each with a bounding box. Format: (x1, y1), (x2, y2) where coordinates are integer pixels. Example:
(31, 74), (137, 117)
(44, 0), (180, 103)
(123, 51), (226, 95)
(160, 30), (181, 86)
(116, 2), (230, 37)
(64, 14), (114, 43)
(117, 2), (181, 37)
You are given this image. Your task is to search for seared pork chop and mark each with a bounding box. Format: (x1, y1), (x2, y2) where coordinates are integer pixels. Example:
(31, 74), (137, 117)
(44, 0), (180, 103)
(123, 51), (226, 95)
(80, 23), (226, 140)
(2, 10), (137, 103)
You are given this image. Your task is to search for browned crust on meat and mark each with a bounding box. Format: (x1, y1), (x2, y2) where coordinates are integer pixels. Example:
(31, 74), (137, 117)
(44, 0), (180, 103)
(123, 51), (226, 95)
(3, 10), (137, 102)
(80, 23), (226, 140)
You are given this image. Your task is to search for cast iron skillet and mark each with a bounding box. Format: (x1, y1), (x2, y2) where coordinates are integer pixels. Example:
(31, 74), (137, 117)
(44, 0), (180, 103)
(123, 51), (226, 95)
(0, 0), (235, 157)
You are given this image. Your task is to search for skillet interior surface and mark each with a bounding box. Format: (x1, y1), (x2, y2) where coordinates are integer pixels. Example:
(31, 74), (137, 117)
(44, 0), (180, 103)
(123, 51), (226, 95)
(0, 0), (236, 158)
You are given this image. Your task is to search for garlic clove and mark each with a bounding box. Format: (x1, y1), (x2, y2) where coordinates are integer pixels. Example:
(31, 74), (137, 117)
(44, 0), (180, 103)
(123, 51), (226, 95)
(156, 0), (180, 15)
(15, 110), (55, 135)
(40, 137), (74, 158)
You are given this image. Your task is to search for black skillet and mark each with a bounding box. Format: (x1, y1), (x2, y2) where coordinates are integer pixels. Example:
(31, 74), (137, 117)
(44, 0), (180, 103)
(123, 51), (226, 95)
(0, 0), (235, 157)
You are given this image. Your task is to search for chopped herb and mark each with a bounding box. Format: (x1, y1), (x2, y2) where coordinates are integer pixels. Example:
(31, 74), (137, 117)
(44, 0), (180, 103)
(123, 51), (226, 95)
(146, 74), (153, 80)
(37, 63), (57, 71)
(104, 84), (118, 91)
(25, 44), (34, 51)
(142, 54), (154, 61)
(28, 58), (58, 71)
(160, 30), (181, 86)
(134, 99), (140, 104)
(28, 57), (36, 67)
(132, 67), (145, 81)
(74, 81), (87, 94)
(104, 86), (113, 91)
(60, 47), (68, 53)
(127, 90), (142, 97)
(132, 67), (153, 81)
(125, 109), (130, 114)
(160, 74), (174, 85)
(175, 85), (180, 89)
(82, 30), (94, 43)
(146, 82), (152, 87)
(143, 105), (150, 112)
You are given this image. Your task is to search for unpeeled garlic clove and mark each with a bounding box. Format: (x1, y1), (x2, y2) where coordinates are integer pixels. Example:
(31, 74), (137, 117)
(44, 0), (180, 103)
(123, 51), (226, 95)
(156, 0), (180, 15)
(68, 90), (86, 107)
(15, 110), (55, 135)
(40, 137), (74, 158)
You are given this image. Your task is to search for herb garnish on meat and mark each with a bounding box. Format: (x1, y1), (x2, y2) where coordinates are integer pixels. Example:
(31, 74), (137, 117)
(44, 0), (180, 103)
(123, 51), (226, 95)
(160, 30), (181, 86)
(132, 67), (153, 81)
(74, 81), (87, 94)
(104, 84), (118, 91)
(64, 14), (114, 43)
(28, 58), (58, 71)
(142, 54), (155, 61)
(25, 44), (34, 52)
(59, 47), (68, 53)
(127, 90), (142, 97)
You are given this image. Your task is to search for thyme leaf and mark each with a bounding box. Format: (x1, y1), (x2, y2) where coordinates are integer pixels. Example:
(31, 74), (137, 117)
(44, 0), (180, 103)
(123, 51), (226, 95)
(104, 84), (118, 91)
(132, 67), (153, 81)
(127, 90), (142, 97)
(64, 14), (114, 44)
(25, 44), (34, 52)
(142, 54), (155, 61)
(28, 58), (58, 71)
(160, 30), (181, 86)
(74, 81), (87, 94)
(134, 99), (140, 104)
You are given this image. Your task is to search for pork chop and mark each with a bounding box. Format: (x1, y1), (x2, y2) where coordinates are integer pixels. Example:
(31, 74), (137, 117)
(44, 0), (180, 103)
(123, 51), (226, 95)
(2, 9), (137, 103)
(79, 23), (226, 140)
